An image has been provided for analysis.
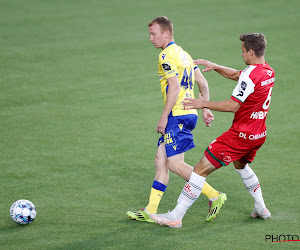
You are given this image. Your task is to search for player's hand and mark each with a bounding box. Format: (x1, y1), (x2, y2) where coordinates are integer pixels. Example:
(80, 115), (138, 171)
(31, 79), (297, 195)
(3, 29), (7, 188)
(202, 108), (214, 127)
(193, 59), (216, 73)
(156, 116), (168, 135)
(183, 93), (205, 110)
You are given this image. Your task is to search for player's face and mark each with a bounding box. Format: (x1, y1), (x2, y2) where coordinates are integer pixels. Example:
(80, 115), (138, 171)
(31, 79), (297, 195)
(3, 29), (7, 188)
(241, 42), (251, 65)
(149, 23), (167, 49)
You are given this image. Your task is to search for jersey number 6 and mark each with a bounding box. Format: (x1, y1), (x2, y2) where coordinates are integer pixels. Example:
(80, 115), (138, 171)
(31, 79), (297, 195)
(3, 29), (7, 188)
(262, 87), (273, 110)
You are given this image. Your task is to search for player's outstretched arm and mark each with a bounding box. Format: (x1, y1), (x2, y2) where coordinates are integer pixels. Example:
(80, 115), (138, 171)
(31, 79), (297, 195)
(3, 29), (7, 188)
(183, 94), (241, 113)
(194, 67), (214, 127)
(194, 59), (240, 81)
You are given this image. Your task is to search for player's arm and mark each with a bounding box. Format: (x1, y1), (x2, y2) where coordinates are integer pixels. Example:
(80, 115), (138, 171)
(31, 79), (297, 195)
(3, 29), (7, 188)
(184, 95), (241, 113)
(194, 67), (214, 126)
(156, 75), (180, 135)
(194, 59), (240, 81)
(194, 67), (209, 100)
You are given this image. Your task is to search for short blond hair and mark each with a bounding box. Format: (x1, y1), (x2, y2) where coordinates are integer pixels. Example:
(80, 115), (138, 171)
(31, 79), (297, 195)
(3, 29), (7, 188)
(148, 16), (173, 36)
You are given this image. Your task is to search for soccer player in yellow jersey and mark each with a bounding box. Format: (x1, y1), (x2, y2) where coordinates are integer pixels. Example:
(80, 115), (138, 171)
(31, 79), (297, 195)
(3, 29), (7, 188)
(127, 16), (227, 223)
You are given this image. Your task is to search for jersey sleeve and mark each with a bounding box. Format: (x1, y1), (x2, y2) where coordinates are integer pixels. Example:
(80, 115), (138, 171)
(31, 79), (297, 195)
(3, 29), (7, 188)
(158, 52), (178, 79)
(193, 63), (199, 70)
(231, 66), (256, 104)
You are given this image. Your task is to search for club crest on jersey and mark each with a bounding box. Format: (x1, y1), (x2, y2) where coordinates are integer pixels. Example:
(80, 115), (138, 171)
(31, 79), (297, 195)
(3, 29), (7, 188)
(223, 156), (232, 163)
(162, 62), (171, 72)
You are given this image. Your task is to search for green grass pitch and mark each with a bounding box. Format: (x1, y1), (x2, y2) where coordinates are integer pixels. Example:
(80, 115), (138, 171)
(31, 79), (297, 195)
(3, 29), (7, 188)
(1, 0), (299, 249)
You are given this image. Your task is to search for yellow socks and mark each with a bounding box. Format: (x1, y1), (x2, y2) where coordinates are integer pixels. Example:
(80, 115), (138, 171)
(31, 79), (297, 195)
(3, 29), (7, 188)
(202, 182), (219, 200)
(145, 180), (167, 214)
(145, 181), (218, 214)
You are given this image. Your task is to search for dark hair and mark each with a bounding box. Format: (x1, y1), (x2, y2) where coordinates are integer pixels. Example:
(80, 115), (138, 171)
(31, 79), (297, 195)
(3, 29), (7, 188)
(239, 33), (266, 57)
(148, 16), (173, 36)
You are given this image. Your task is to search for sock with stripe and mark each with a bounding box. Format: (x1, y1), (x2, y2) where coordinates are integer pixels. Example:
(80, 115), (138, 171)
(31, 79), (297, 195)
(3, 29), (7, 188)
(145, 180), (167, 214)
(170, 172), (206, 221)
(235, 164), (266, 211)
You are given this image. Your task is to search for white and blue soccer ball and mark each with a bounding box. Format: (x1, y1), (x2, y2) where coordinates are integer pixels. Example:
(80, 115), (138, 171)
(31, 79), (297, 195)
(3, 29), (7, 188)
(10, 199), (36, 224)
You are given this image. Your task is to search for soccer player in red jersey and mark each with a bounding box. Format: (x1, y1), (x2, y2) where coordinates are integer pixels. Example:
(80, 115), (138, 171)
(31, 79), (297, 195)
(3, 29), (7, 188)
(150, 33), (274, 228)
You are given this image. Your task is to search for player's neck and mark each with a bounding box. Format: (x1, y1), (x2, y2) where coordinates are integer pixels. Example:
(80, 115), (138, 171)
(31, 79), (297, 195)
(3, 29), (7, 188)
(250, 56), (265, 65)
(162, 39), (174, 50)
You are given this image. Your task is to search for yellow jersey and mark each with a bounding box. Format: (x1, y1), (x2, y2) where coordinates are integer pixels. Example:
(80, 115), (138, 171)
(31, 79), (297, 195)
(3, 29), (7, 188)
(158, 42), (198, 117)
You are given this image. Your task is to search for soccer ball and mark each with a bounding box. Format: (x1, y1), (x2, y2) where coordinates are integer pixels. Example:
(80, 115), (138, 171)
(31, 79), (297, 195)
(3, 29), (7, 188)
(10, 199), (36, 224)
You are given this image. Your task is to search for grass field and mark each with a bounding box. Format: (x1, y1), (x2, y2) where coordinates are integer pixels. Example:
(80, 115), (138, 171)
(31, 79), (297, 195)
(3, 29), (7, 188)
(1, 0), (299, 249)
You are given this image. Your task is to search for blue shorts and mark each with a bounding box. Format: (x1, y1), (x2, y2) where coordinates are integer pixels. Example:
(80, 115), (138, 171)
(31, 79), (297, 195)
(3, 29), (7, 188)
(158, 114), (198, 157)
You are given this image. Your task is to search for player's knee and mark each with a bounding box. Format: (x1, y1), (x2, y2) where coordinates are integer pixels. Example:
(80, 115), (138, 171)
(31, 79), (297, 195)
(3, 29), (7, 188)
(155, 154), (162, 167)
(194, 157), (216, 177)
(155, 155), (167, 172)
(233, 161), (247, 169)
(166, 159), (181, 174)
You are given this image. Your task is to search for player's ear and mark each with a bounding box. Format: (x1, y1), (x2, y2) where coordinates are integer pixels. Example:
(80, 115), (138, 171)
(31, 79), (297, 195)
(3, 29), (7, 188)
(164, 29), (170, 38)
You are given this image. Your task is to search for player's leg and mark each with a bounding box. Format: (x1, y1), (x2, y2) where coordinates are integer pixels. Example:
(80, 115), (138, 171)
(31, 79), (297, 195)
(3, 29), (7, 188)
(127, 143), (168, 222)
(167, 153), (191, 180)
(145, 142), (168, 214)
(150, 155), (217, 228)
(167, 153), (219, 200)
(167, 113), (220, 202)
(234, 160), (271, 220)
(192, 156), (227, 222)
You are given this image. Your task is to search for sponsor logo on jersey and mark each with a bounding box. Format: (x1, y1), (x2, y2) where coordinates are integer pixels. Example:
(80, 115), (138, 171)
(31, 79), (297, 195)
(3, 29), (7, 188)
(249, 131), (267, 140)
(250, 111), (268, 119)
(239, 132), (247, 139)
(162, 62), (171, 71)
(261, 77), (275, 86)
(239, 131), (267, 140)
(161, 54), (166, 60)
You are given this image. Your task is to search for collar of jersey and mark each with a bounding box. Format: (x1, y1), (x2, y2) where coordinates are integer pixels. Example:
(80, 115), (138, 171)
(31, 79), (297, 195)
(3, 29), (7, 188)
(166, 41), (175, 47)
(251, 62), (267, 66)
